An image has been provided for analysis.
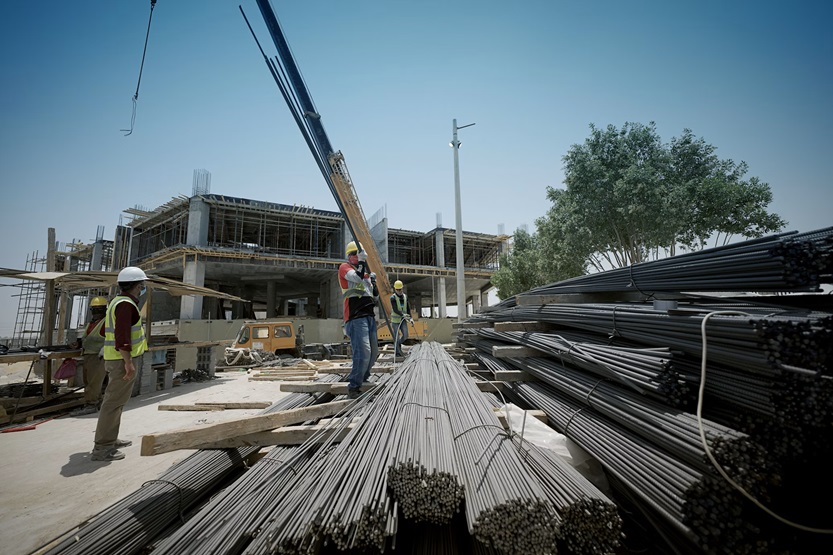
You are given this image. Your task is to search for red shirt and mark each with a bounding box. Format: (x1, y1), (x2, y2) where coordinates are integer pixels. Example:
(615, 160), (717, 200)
(86, 318), (105, 337)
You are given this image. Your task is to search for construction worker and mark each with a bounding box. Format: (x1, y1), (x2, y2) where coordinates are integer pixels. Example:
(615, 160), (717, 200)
(338, 241), (379, 399)
(72, 296), (108, 416)
(90, 267), (148, 462)
(390, 280), (413, 357)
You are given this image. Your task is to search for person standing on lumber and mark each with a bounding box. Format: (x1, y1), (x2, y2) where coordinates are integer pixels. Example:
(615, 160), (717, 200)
(90, 267), (148, 462)
(338, 241), (379, 400)
(71, 296), (108, 416)
(389, 280), (413, 357)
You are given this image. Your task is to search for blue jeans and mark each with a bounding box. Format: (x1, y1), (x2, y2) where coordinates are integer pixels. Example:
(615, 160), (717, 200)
(393, 319), (409, 354)
(344, 316), (378, 390)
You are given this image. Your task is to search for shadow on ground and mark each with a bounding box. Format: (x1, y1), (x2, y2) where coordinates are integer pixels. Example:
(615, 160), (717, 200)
(61, 452), (110, 477)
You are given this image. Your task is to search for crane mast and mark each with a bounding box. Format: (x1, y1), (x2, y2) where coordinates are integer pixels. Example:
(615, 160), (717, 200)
(246, 0), (394, 323)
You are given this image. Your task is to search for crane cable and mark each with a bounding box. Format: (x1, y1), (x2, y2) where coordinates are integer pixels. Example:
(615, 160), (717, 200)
(121, 0), (157, 136)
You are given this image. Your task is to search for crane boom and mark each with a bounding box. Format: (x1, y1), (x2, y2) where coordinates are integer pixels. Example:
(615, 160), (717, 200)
(247, 0), (394, 320)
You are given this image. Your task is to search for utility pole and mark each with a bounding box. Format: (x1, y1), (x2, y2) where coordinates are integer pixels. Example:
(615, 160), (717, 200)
(451, 119), (475, 322)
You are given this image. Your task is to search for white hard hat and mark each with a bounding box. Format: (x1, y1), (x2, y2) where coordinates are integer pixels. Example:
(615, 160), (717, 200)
(117, 267), (148, 283)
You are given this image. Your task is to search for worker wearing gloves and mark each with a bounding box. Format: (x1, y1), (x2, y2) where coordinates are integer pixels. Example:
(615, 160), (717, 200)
(390, 280), (413, 357)
(91, 267), (148, 462)
(338, 241), (379, 399)
(72, 296), (108, 416)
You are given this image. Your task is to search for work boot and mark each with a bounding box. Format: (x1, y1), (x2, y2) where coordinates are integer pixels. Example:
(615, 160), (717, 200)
(347, 388), (361, 400)
(114, 439), (133, 448)
(91, 449), (126, 462)
(71, 404), (98, 416)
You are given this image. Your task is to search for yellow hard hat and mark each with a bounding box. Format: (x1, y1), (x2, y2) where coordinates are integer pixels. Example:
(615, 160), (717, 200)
(346, 241), (363, 256)
(90, 296), (108, 308)
(394, 280), (404, 290)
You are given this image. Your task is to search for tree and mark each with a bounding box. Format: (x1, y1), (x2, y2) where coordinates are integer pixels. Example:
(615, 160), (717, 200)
(541, 122), (785, 271)
(492, 122), (786, 299)
(491, 228), (547, 299)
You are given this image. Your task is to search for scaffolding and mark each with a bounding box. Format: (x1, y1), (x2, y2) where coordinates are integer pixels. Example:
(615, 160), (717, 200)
(10, 251), (47, 348)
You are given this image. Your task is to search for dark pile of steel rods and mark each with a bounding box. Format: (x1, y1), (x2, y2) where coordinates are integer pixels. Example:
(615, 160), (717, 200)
(481, 303), (832, 428)
(44, 378), (341, 555)
(515, 437), (623, 553)
(521, 227), (833, 294)
(505, 354), (775, 499)
(474, 327), (690, 404)
(504, 380), (758, 553)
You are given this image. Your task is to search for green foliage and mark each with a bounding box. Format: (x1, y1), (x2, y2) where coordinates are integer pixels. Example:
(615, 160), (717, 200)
(493, 122), (786, 298)
(541, 122), (786, 271)
(491, 228), (548, 298)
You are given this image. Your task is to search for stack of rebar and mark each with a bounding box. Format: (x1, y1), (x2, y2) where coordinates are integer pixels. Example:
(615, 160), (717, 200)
(521, 227), (833, 295)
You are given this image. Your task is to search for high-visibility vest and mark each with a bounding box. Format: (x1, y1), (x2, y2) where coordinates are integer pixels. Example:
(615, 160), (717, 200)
(390, 293), (408, 323)
(103, 296), (147, 360)
(341, 275), (369, 302)
(82, 319), (105, 354)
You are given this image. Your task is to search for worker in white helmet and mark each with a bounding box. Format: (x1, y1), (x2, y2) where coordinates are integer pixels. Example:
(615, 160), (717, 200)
(90, 267), (149, 462)
(338, 241), (379, 399)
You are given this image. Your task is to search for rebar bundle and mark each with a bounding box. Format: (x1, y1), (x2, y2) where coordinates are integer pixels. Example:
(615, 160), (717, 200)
(521, 227), (833, 295)
(473, 327), (689, 404)
(505, 380), (758, 553)
(481, 303), (832, 429)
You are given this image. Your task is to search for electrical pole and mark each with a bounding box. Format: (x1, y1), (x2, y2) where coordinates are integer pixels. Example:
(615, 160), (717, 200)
(451, 119), (475, 322)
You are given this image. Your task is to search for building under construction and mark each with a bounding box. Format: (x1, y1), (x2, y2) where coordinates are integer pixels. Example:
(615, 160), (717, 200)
(114, 193), (507, 323)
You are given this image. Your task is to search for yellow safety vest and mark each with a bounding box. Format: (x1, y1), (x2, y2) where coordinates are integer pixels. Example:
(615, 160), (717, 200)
(390, 294), (408, 323)
(82, 318), (106, 354)
(103, 296), (147, 360)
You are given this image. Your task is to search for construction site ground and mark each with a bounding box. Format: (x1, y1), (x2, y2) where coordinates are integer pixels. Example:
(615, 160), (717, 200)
(0, 362), (290, 555)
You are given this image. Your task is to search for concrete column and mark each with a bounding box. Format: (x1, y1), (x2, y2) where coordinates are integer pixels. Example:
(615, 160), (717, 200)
(320, 280), (334, 319)
(307, 295), (317, 317)
(91, 241), (104, 271)
(480, 289), (490, 311)
(435, 229), (448, 318)
(297, 299), (306, 317)
(180, 196), (210, 320)
(472, 294), (481, 315)
(232, 284), (247, 319)
(179, 257), (206, 319)
(281, 298), (290, 316)
(267, 281), (277, 318)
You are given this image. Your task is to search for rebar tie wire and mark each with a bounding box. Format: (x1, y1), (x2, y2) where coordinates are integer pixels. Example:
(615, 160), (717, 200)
(627, 263), (654, 299)
(697, 310), (833, 535)
(142, 479), (186, 523)
(121, 0), (157, 136)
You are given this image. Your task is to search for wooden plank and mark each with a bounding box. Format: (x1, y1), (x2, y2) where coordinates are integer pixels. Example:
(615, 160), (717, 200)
(493, 321), (556, 333)
(493, 370), (533, 382)
(196, 423), (356, 449)
(301, 359), (318, 370)
(195, 402), (272, 409)
(314, 365), (393, 374)
(464, 363), (481, 370)
(140, 399), (353, 456)
(249, 375), (318, 382)
(475, 381), (504, 393)
(452, 322), (491, 329)
(279, 382), (379, 394)
(493, 409), (547, 428)
(158, 405), (225, 412)
(0, 398), (84, 425)
(492, 345), (542, 358)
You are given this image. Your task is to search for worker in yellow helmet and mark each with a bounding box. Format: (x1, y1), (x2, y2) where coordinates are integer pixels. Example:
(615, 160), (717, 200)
(390, 280), (413, 357)
(71, 296), (109, 416)
(91, 267), (149, 462)
(338, 241), (379, 399)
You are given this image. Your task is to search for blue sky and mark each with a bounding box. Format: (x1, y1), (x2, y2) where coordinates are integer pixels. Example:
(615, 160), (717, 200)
(1, 0), (831, 337)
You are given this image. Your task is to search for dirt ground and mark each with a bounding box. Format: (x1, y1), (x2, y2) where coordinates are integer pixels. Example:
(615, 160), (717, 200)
(0, 365), (292, 555)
